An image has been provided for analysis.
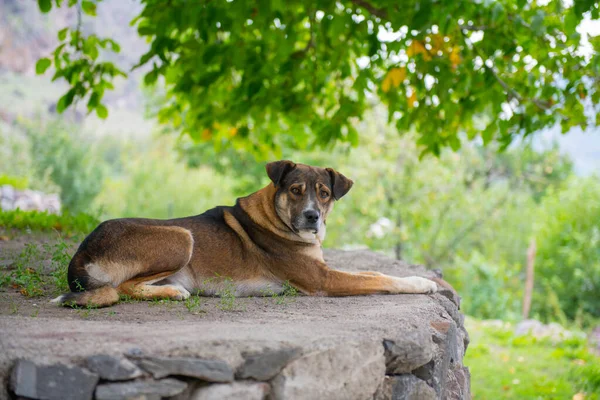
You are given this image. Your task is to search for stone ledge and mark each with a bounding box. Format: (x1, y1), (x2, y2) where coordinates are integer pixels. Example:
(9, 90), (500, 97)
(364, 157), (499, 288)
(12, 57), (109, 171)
(0, 249), (469, 399)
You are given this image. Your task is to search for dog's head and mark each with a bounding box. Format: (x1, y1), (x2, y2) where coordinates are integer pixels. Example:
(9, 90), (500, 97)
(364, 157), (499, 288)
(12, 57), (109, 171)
(266, 160), (353, 241)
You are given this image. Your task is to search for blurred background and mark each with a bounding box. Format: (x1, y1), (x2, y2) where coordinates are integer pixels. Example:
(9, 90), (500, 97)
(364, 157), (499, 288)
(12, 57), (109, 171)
(1, 0), (599, 398)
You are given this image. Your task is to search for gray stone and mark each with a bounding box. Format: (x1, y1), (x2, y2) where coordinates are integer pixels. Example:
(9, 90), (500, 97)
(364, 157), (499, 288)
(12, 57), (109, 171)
(412, 319), (458, 398)
(383, 329), (434, 374)
(190, 382), (270, 400)
(133, 356), (234, 382)
(374, 375), (437, 400)
(432, 293), (462, 327)
(271, 339), (385, 400)
(391, 375), (436, 400)
(236, 347), (300, 381)
(85, 354), (143, 381)
(10, 359), (98, 400)
(446, 365), (471, 400)
(95, 378), (187, 400)
(431, 277), (461, 308)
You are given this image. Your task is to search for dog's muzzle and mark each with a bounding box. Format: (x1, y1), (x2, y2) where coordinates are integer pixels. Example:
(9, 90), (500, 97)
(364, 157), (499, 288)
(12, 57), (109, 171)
(294, 209), (321, 233)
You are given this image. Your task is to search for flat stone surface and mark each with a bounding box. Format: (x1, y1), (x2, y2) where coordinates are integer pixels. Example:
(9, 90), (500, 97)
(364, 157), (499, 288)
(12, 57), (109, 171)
(132, 356), (234, 382)
(383, 330), (434, 374)
(190, 381), (270, 400)
(85, 354), (144, 381)
(271, 338), (385, 400)
(236, 347), (301, 381)
(10, 359), (98, 400)
(95, 378), (187, 400)
(0, 249), (467, 400)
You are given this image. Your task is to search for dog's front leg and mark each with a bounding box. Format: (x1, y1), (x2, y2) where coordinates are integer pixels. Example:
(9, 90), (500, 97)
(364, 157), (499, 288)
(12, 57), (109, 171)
(319, 269), (437, 296)
(281, 262), (437, 296)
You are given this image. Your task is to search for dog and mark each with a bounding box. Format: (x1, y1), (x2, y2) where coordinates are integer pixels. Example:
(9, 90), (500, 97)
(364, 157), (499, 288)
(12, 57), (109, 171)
(52, 160), (437, 307)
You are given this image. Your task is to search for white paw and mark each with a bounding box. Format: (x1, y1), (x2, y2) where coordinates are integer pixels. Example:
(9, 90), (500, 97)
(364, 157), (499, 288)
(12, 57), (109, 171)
(50, 294), (66, 304)
(394, 276), (438, 294)
(169, 285), (191, 300)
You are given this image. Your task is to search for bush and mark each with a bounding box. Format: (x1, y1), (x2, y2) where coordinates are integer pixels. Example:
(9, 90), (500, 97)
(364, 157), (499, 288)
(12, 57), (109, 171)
(0, 208), (99, 236)
(533, 177), (600, 322)
(0, 175), (29, 189)
(447, 252), (522, 320)
(28, 120), (104, 214)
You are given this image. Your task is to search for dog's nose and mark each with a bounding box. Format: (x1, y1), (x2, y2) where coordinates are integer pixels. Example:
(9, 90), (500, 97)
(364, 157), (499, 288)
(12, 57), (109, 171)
(303, 209), (320, 223)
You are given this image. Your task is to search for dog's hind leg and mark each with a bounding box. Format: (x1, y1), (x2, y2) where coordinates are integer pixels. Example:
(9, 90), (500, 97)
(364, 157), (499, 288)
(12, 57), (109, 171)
(53, 224), (194, 307)
(117, 271), (191, 301)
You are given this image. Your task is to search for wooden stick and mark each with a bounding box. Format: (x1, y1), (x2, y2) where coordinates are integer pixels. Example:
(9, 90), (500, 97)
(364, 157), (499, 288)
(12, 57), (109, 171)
(522, 238), (537, 319)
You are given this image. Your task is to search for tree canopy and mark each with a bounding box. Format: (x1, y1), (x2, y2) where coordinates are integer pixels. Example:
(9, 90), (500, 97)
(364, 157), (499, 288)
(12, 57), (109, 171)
(36, 0), (599, 156)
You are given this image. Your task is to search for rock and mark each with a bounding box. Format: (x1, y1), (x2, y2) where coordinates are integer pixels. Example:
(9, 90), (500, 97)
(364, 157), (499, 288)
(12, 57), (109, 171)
(374, 375), (436, 400)
(590, 326), (600, 355)
(0, 185), (61, 213)
(515, 319), (580, 342)
(383, 329), (434, 374)
(271, 339), (385, 400)
(236, 348), (300, 381)
(190, 382), (270, 400)
(132, 356), (234, 382)
(95, 378), (187, 400)
(446, 365), (471, 400)
(85, 354), (143, 381)
(10, 359), (98, 400)
(432, 294), (462, 327)
(412, 319), (458, 398)
(431, 277), (461, 308)
(392, 375), (436, 400)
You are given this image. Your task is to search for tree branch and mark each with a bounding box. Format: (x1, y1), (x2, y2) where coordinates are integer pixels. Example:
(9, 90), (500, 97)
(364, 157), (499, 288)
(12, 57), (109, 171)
(350, 0), (388, 19)
(426, 192), (510, 266)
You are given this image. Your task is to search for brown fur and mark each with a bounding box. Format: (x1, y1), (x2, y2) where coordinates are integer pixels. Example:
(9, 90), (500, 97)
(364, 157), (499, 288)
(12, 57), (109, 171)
(52, 161), (436, 308)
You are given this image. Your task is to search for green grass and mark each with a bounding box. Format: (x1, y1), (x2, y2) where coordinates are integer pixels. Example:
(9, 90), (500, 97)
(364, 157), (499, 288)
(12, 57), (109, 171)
(260, 280), (299, 305)
(1, 240), (73, 297)
(0, 208), (98, 235)
(466, 318), (600, 399)
(0, 175), (29, 189)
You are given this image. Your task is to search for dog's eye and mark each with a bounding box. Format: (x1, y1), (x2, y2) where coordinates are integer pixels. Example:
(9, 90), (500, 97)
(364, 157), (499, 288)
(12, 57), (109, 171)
(320, 190), (329, 199)
(291, 188), (301, 195)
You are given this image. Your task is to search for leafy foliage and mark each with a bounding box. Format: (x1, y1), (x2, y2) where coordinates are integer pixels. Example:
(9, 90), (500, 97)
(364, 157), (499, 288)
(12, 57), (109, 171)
(533, 177), (600, 321)
(35, 0), (599, 156)
(36, 0), (125, 119)
(28, 120), (105, 214)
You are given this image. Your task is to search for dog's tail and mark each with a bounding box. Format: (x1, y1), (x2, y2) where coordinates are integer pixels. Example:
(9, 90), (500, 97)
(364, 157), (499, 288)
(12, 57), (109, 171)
(51, 286), (119, 308)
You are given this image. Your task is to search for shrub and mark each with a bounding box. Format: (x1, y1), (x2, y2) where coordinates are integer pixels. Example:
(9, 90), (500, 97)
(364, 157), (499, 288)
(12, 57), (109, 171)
(533, 177), (600, 322)
(28, 120), (104, 214)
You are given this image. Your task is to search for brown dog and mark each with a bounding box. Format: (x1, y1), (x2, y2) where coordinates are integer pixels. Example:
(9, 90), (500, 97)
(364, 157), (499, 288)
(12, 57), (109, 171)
(52, 161), (437, 307)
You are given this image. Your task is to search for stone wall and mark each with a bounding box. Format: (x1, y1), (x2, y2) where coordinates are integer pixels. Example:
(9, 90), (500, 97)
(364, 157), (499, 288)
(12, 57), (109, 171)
(0, 185), (61, 213)
(1, 249), (470, 399)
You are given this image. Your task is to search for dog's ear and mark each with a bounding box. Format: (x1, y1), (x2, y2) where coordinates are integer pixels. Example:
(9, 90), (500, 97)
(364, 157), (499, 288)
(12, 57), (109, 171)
(266, 160), (296, 187)
(326, 168), (354, 200)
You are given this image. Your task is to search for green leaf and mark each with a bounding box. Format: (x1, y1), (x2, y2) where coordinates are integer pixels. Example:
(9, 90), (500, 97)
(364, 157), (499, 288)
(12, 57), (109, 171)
(448, 135), (461, 151)
(137, 26), (154, 36)
(482, 124), (495, 145)
(56, 89), (76, 113)
(96, 104), (108, 119)
(57, 28), (68, 41)
(81, 1), (97, 16)
(38, 0), (52, 13)
(35, 58), (52, 75)
(144, 69), (158, 85)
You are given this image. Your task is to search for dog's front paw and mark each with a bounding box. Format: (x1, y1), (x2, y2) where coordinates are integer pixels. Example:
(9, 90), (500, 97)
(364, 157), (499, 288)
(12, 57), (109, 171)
(411, 276), (438, 293)
(395, 276), (438, 294)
